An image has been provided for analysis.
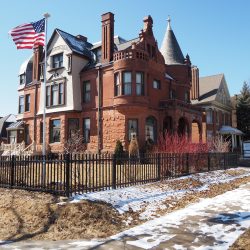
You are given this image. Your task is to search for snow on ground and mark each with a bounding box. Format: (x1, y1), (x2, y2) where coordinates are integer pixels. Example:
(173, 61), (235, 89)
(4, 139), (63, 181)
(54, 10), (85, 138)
(68, 182), (250, 249)
(108, 185), (250, 249)
(72, 167), (250, 220)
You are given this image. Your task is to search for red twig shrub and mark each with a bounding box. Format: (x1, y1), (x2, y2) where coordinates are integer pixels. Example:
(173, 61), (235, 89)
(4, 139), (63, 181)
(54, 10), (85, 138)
(155, 132), (209, 154)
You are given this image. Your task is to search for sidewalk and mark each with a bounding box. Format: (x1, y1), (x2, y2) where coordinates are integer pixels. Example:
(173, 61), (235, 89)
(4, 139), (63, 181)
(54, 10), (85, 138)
(1, 182), (250, 249)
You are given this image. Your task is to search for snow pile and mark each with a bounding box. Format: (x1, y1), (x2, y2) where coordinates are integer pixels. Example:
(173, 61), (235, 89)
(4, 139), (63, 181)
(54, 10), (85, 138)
(73, 167), (250, 220)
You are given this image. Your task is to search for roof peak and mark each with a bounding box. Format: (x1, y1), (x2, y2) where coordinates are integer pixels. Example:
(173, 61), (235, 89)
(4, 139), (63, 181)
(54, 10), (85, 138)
(167, 16), (171, 31)
(160, 17), (185, 65)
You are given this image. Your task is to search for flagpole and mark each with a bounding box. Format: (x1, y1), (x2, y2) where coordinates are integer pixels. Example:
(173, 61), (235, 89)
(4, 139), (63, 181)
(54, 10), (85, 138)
(42, 13), (50, 187)
(42, 13), (50, 156)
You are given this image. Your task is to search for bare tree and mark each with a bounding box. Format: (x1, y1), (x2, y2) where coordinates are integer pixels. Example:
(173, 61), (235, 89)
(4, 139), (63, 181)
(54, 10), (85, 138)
(64, 130), (86, 155)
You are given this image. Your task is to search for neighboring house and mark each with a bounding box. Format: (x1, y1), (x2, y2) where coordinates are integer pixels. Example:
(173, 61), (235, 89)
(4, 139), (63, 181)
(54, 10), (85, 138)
(0, 114), (16, 143)
(12, 12), (204, 153)
(191, 73), (243, 151)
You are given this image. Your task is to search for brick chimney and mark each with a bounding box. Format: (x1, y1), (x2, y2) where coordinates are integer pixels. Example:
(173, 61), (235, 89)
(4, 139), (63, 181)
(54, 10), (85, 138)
(32, 45), (43, 82)
(191, 66), (200, 100)
(101, 12), (114, 63)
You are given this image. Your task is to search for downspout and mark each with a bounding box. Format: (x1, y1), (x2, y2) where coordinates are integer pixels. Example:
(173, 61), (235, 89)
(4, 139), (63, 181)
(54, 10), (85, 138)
(97, 65), (102, 154)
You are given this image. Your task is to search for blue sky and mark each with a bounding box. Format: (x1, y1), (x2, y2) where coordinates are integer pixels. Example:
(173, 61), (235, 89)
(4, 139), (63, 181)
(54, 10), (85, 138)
(1, 0), (250, 116)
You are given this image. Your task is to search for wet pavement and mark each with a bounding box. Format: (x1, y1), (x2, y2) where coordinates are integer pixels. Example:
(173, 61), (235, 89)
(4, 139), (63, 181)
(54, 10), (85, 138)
(1, 182), (250, 250)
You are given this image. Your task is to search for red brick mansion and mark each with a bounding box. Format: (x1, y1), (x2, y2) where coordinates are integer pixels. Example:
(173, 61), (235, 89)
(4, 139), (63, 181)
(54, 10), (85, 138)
(8, 12), (236, 154)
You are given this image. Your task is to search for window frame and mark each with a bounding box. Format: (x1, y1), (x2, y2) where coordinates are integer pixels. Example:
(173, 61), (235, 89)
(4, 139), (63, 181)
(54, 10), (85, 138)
(122, 71), (132, 95)
(18, 96), (24, 114)
(114, 72), (120, 96)
(20, 74), (25, 85)
(24, 124), (30, 145)
(68, 118), (80, 139)
(46, 82), (65, 107)
(128, 119), (138, 141)
(52, 53), (63, 69)
(50, 119), (61, 143)
(136, 72), (144, 96)
(83, 118), (90, 143)
(153, 79), (161, 89)
(25, 94), (31, 112)
(83, 81), (91, 103)
(206, 109), (213, 124)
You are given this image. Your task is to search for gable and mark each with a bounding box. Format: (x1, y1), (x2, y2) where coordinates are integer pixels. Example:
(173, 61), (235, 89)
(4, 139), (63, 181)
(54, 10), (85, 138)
(215, 76), (232, 107)
(47, 32), (71, 56)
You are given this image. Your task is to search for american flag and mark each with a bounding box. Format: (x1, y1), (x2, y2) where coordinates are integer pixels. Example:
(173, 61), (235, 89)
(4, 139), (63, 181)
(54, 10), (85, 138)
(9, 18), (45, 49)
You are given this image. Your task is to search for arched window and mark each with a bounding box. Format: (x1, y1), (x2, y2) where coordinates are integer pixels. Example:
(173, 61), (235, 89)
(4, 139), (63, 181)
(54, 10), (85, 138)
(145, 116), (157, 142)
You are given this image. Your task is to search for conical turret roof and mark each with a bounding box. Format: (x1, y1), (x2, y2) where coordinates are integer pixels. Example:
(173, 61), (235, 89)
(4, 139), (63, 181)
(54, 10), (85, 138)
(160, 17), (185, 65)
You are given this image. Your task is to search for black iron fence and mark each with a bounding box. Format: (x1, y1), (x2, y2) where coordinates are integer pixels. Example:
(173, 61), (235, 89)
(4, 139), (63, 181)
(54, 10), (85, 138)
(0, 152), (239, 197)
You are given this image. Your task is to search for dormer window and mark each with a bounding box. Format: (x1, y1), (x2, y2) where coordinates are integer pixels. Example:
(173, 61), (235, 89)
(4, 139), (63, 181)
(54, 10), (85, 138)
(20, 74), (25, 85)
(52, 53), (63, 69)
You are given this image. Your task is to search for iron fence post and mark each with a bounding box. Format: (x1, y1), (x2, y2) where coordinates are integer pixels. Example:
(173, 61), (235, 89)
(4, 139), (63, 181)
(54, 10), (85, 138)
(112, 154), (117, 189)
(65, 153), (70, 197)
(208, 153), (211, 171)
(157, 153), (161, 181)
(224, 153), (226, 170)
(10, 155), (15, 188)
(186, 153), (189, 174)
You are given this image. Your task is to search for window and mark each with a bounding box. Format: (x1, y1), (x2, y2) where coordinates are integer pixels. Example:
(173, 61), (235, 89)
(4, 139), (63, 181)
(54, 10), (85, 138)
(122, 72), (132, 95)
(68, 118), (79, 138)
(83, 118), (90, 143)
(136, 72), (144, 96)
(20, 74), (25, 85)
(46, 83), (65, 107)
(50, 119), (61, 143)
(52, 53), (63, 68)
(153, 79), (161, 89)
(46, 86), (51, 107)
(184, 91), (190, 103)
(145, 116), (157, 142)
(24, 124), (30, 145)
(51, 85), (59, 106)
(40, 122), (43, 143)
(25, 94), (30, 112)
(215, 111), (219, 124)
(19, 96), (24, 114)
(207, 130), (213, 141)
(9, 130), (17, 144)
(170, 89), (176, 99)
(128, 119), (138, 141)
(59, 83), (64, 105)
(67, 55), (72, 73)
(83, 81), (91, 103)
(96, 49), (102, 63)
(114, 73), (120, 96)
(206, 109), (213, 124)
